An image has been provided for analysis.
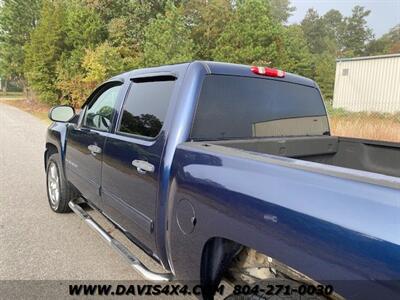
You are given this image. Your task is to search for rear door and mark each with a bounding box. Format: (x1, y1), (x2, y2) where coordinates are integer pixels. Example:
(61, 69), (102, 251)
(101, 75), (176, 253)
(65, 82), (122, 209)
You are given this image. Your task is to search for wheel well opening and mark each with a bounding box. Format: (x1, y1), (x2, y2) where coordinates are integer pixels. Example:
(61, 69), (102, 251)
(203, 244), (343, 300)
(45, 143), (58, 167)
(200, 237), (242, 298)
(45, 142), (80, 202)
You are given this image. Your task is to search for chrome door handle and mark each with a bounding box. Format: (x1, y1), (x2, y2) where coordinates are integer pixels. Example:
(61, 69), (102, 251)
(132, 160), (155, 174)
(88, 144), (102, 156)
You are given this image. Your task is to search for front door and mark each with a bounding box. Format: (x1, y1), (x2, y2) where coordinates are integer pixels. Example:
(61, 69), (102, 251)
(101, 76), (176, 253)
(65, 82), (122, 209)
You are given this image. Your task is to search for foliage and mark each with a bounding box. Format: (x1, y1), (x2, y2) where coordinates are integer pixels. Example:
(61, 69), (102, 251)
(0, 0), (394, 106)
(300, 6), (376, 99)
(278, 25), (313, 77)
(54, 1), (107, 106)
(268, 0), (295, 23)
(82, 42), (128, 83)
(301, 9), (329, 54)
(24, 0), (66, 104)
(341, 6), (373, 56)
(314, 53), (336, 101)
(184, 0), (233, 60)
(63, 0), (106, 50)
(365, 24), (400, 55)
(212, 0), (283, 65)
(142, 2), (194, 66)
(0, 0), (41, 87)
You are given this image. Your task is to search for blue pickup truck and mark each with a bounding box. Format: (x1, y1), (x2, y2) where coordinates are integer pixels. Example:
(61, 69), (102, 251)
(45, 61), (400, 299)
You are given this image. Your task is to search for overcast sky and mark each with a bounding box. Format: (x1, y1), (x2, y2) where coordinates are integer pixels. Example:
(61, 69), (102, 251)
(288, 0), (400, 37)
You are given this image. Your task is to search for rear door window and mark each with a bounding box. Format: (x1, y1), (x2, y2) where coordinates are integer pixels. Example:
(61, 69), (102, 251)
(117, 76), (176, 138)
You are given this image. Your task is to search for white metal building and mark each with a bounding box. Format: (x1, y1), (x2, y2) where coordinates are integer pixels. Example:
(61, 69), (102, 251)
(332, 53), (400, 113)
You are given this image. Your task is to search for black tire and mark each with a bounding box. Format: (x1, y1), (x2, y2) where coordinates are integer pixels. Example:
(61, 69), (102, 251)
(46, 153), (75, 213)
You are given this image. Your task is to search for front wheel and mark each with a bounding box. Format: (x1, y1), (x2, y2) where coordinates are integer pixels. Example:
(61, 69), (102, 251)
(46, 153), (74, 213)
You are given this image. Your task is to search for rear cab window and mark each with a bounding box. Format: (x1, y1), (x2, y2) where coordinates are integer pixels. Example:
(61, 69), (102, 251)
(191, 75), (328, 140)
(117, 76), (176, 139)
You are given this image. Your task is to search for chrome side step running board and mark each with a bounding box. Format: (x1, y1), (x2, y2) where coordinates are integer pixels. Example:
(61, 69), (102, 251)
(68, 200), (174, 282)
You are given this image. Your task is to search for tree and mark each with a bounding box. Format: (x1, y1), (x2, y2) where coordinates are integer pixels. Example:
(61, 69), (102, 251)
(1, 0), (386, 107)
(301, 8), (348, 56)
(323, 9), (345, 54)
(365, 24), (400, 55)
(301, 5), (373, 57)
(55, 0), (107, 106)
(24, 0), (66, 104)
(386, 24), (400, 53)
(142, 2), (194, 66)
(365, 38), (391, 56)
(268, 0), (295, 24)
(184, 0), (233, 60)
(212, 0), (283, 65)
(299, 5), (373, 102)
(314, 52), (336, 101)
(106, 1), (163, 59)
(82, 42), (127, 83)
(300, 9), (329, 54)
(299, 8), (344, 102)
(0, 0), (41, 90)
(63, 0), (106, 50)
(57, 42), (129, 107)
(278, 25), (313, 77)
(341, 5), (373, 56)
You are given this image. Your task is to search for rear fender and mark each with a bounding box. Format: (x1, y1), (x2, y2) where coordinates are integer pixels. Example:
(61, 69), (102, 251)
(166, 145), (400, 299)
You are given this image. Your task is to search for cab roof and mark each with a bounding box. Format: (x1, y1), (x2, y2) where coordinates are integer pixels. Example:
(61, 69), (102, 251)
(197, 61), (316, 87)
(112, 60), (317, 88)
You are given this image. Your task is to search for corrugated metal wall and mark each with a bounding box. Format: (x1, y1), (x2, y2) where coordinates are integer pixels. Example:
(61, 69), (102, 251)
(333, 54), (400, 113)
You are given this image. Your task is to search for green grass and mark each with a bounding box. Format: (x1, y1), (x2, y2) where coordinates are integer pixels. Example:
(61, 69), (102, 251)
(325, 101), (400, 122)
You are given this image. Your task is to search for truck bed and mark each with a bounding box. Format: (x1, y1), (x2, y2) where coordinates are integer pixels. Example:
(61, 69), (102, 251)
(209, 136), (400, 179)
(170, 140), (400, 298)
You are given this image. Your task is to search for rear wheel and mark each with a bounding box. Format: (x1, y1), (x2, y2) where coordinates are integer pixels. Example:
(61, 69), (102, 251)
(46, 153), (74, 213)
(224, 248), (337, 300)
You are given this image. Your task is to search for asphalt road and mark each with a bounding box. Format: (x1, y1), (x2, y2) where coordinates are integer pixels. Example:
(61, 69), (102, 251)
(0, 102), (165, 282)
